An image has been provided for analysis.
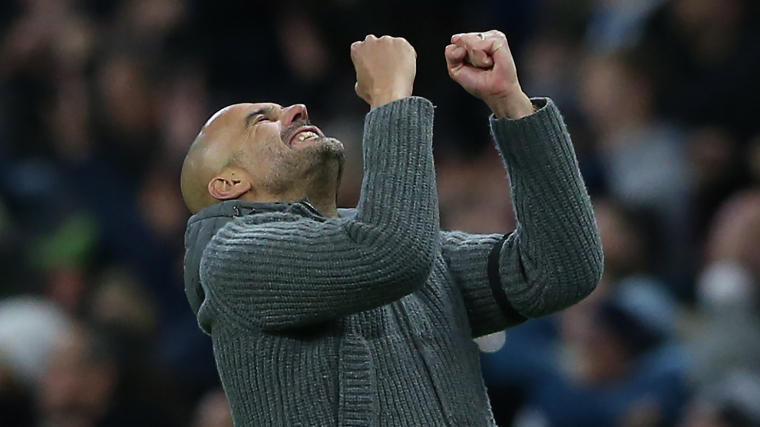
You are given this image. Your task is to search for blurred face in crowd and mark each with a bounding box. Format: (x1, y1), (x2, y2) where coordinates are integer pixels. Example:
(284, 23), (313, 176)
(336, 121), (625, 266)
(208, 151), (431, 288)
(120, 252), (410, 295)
(580, 55), (652, 137)
(678, 401), (732, 427)
(672, 0), (745, 35)
(578, 323), (632, 386)
(38, 327), (116, 426)
(192, 389), (234, 427)
(594, 200), (645, 281)
(180, 103), (344, 213)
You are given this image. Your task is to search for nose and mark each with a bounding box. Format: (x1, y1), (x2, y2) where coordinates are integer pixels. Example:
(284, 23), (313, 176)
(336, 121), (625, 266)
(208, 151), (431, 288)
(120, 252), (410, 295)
(281, 104), (309, 126)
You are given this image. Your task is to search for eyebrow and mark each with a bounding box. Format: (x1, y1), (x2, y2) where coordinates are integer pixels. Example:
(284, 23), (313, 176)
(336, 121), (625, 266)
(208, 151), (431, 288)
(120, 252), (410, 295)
(245, 106), (274, 128)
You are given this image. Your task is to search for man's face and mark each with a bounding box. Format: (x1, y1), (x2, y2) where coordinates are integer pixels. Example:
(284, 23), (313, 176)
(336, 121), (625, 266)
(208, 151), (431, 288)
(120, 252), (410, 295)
(229, 102), (344, 195)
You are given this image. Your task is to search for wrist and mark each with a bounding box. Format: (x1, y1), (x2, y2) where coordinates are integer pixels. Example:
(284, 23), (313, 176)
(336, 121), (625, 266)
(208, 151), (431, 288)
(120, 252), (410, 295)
(486, 91), (534, 119)
(370, 88), (413, 109)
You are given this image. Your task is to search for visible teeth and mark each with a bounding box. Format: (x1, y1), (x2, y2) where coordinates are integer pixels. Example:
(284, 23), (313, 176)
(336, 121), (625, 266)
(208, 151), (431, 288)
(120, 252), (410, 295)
(296, 131), (318, 143)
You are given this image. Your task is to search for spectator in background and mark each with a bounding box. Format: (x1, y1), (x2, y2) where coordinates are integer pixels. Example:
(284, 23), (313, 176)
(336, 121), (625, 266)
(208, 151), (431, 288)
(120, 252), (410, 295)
(482, 280), (689, 427)
(687, 127), (750, 249)
(679, 371), (760, 427)
(749, 133), (760, 186)
(580, 48), (691, 291)
(38, 323), (119, 427)
(683, 190), (760, 388)
(0, 361), (34, 427)
(642, 0), (760, 140)
(0, 297), (72, 388)
(585, 0), (666, 53)
(0, 297), (70, 427)
(38, 321), (175, 427)
(191, 388), (233, 427)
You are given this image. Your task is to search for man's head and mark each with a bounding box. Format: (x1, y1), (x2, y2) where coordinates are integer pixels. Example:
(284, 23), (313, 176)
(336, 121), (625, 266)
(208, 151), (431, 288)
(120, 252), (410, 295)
(180, 103), (344, 214)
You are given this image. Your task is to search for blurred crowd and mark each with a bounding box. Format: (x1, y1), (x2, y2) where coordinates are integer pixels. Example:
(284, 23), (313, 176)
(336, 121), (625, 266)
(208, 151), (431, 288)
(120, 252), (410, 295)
(0, 0), (759, 426)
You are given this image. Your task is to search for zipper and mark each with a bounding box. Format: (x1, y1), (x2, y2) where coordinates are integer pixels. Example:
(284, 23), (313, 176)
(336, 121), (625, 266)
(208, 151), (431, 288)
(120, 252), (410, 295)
(300, 199), (325, 218)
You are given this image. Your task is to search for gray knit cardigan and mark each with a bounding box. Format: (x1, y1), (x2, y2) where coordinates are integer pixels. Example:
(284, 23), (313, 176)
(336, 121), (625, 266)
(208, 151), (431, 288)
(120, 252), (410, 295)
(183, 96), (603, 426)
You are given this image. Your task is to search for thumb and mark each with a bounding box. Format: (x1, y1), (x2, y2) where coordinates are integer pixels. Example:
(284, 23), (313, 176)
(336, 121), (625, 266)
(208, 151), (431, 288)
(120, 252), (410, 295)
(487, 39), (512, 68)
(466, 48), (493, 68)
(448, 63), (481, 87)
(445, 45), (466, 71)
(355, 82), (368, 103)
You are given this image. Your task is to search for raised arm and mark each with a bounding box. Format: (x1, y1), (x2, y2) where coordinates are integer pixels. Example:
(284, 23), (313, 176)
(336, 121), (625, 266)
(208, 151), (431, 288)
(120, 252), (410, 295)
(199, 37), (439, 332)
(442, 31), (603, 337)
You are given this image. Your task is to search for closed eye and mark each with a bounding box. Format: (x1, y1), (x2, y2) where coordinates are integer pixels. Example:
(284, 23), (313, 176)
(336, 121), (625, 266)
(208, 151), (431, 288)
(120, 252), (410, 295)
(245, 107), (275, 128)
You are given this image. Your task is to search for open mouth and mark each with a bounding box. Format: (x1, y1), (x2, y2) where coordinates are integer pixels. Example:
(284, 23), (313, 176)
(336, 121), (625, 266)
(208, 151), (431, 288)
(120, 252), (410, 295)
(288, 126), (324, 147)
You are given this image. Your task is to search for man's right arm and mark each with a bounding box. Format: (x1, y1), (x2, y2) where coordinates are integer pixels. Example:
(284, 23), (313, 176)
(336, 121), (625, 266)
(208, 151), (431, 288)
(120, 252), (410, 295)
(200, 37), (437, 331)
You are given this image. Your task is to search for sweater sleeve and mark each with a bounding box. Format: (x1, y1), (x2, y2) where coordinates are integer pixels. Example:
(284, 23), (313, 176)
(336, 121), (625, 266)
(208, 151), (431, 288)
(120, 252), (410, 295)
(199, 97), (439, 332)
(441, 98), (603, 337)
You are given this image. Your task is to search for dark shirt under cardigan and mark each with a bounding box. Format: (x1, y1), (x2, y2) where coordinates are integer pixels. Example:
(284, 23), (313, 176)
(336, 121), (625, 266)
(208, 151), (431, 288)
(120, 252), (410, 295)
(183, 97), (603, 426)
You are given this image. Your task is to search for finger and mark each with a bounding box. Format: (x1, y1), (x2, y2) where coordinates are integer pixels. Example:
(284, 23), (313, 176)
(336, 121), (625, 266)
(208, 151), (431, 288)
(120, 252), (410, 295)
(482, 39), (511, 67)
(454, 34), (494, 67)
(459, 37), (510, 67)
(482, 37), (510, 57)
(444, 44), (466, 65)
(355, 82), (368, 103)
(476, 30), (511, 57)
(453, 33), (487, 49)
(466, 47), (493, 68)
(451, 33), (464, 43)
(448, 61), (481, 83)
(455, 32), (506, 54)
(483, 29), (506, 40)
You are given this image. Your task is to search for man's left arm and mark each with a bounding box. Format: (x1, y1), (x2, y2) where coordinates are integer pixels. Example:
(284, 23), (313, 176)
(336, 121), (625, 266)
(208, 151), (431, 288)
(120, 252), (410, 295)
(442, 31), (603, 337)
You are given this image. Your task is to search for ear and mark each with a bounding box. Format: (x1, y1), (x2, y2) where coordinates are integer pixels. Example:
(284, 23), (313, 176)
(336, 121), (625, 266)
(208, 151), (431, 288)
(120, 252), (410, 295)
(208, 168), (253, 202)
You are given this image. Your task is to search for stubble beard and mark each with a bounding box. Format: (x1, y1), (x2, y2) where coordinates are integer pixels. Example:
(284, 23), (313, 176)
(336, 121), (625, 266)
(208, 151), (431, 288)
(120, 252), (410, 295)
(264, 137), (345, 198)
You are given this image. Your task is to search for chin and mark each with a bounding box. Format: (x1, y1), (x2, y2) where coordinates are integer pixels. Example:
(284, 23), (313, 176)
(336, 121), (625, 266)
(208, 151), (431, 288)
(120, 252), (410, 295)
(268, 137), (345, 195)
(298, 136), (344, 154)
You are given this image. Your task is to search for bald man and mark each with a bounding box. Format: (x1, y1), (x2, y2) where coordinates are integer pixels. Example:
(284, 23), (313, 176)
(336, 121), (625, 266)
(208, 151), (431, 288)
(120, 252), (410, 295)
(182, 32), (603, 426)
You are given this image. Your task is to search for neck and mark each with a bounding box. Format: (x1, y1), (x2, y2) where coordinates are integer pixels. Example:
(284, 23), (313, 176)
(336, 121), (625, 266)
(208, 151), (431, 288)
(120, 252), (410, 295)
(246, 152), (343, 217)
(307, 194), (338, 218)
(244, 174), (340, 218)
(304, 170), (339, 218)
(303, 153), (342, 218)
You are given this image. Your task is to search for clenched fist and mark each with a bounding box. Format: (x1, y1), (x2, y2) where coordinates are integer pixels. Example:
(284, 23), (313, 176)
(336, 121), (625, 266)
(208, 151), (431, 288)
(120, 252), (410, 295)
(351, 35), (417, 109)
(445, 30), (534, 119)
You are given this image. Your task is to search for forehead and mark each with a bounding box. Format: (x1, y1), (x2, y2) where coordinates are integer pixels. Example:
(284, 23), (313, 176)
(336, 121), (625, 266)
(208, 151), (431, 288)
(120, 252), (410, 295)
(204, 102), (283, 129)
(242, 102), (283, 115)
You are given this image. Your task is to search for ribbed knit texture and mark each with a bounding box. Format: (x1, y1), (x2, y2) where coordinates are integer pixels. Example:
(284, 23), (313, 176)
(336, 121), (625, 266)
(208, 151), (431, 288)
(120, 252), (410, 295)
(184, 96), (603, 426)
(442, 98), (604, 337)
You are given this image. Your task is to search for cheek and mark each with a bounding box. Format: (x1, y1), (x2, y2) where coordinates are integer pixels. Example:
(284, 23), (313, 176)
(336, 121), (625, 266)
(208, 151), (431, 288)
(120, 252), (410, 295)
(249, 125), (285, 158)
(245, 133), (291, 179)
